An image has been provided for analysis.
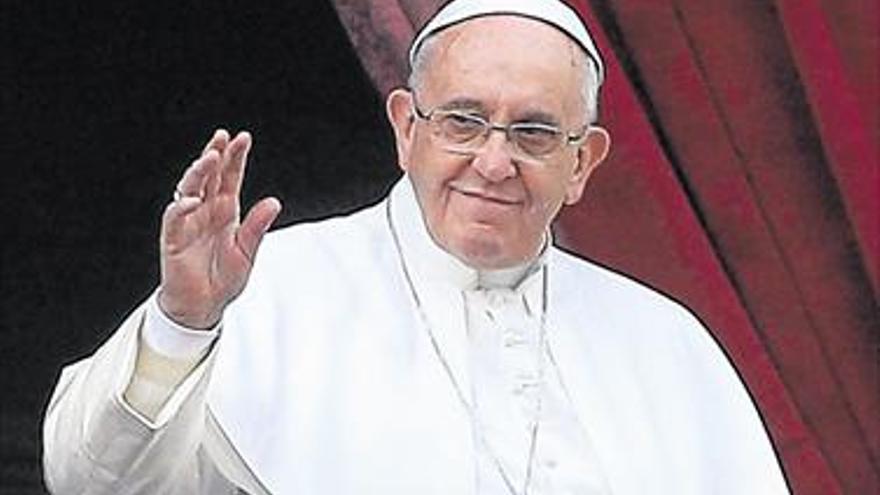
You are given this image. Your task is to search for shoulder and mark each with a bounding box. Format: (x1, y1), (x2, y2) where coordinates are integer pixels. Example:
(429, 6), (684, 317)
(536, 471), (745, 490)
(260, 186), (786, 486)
(548, 252), (786, 493)
(550, 245), (738, 384)
(252, 199), (388, 275)
(551, 247), (695, 321)
(233, 198), (395, 307)
(260, 199), (386, 259)
(549, 246), (714, 359)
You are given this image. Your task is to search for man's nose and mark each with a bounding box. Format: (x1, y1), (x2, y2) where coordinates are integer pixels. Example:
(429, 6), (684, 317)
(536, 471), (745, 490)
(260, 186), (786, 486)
(471, 129), (517, 182)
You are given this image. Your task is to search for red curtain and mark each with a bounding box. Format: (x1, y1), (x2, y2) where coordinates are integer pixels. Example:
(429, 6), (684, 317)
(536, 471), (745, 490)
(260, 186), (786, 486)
(330, 1), (879, 493)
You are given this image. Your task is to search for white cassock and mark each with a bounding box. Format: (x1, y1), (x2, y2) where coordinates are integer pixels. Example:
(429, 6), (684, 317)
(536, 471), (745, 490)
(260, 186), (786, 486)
(43, 176), (790, 494)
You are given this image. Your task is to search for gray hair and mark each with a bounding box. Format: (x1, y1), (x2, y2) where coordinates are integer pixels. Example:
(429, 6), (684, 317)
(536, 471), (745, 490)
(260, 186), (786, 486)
(407, 31), (601, 124)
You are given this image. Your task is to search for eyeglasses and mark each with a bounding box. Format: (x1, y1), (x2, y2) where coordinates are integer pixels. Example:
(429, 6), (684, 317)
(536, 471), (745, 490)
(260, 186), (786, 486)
(411, 96), (588, 163)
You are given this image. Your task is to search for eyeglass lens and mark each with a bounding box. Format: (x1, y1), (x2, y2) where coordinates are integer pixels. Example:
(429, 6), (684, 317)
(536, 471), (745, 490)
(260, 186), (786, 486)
(433, 112), (564, 159)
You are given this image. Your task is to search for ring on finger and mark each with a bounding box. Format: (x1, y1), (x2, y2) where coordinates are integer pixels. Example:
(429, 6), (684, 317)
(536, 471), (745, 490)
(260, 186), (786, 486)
(174, 188), (204, 203)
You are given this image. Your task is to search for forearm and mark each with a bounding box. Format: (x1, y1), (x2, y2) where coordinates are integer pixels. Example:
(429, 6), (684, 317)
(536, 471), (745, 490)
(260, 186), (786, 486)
(123, 293), (217, 423)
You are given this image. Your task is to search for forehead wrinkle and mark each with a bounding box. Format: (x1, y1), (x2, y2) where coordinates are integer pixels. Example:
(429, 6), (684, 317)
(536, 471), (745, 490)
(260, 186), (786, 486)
(438, 26), (467, 58)
(424, 27), (467, 86)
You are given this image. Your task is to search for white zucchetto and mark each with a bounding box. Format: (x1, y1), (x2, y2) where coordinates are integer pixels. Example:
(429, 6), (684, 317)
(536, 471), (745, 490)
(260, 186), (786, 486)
(409, 0), (605, 85)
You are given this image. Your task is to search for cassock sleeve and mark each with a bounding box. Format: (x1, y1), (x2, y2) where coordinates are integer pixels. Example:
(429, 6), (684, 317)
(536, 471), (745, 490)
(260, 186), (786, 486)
(41, 294), (249, 494)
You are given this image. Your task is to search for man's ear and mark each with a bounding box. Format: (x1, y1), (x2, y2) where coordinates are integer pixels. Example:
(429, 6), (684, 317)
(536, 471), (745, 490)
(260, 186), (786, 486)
(386, 88), (416, 172)
(564, 125), (611, 205)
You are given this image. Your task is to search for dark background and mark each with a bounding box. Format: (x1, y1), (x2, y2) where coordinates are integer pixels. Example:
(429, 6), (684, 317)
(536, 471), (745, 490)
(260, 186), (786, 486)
(1, 1), (397, 492)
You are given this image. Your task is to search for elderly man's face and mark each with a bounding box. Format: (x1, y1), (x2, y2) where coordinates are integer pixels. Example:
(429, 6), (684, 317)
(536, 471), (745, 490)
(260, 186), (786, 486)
(388, 16), (610, 269)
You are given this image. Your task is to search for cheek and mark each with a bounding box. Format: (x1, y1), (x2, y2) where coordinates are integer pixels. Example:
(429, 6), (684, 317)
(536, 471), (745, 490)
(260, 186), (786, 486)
(523, 173), (570, 223)
(408, 137), (452, 182)
(410, 162), (451, 207)
(410, 149), (470, 201)
(407, 153), (463, 224)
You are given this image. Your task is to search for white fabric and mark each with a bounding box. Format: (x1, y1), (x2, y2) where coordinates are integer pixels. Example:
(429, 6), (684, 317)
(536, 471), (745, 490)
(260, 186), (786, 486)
(118, 294), (217, 426)
(207, 176), (788, 493)
(43, 309), (265, 494)
(123, 327), (204, 424)
(388, 182), (608, 493)
(409, 0), (605, 84)
(464, 285), (611, 494)
(143, 291), (218, 359)
(466, 284), (546, 493)
(43, 176), (790, 494)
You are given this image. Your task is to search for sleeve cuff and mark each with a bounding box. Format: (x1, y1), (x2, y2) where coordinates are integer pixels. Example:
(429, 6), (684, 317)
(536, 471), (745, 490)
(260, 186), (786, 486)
(143, 290), (220, 360)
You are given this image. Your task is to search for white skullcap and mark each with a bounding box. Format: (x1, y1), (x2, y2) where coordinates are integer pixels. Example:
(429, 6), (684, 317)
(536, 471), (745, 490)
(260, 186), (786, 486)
(409, 0), (605, 85)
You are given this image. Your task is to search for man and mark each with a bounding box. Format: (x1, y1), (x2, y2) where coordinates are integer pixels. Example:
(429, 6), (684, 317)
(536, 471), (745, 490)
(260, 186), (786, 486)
(43, 0), (790, 493)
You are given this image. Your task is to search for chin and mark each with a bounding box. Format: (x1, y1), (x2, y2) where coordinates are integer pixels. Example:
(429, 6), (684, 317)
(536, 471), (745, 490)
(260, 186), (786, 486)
(449, 228), (521, 270)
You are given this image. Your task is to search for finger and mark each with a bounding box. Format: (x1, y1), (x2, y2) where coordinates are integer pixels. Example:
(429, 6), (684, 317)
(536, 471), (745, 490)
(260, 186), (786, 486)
(161, 196), (203, 248)
(218, 131), (252, 197)
(236, 197), (282, 262)
(177, 149), (221, 198)
(201, 129), (230, 157)
(202, 147), (224, 200)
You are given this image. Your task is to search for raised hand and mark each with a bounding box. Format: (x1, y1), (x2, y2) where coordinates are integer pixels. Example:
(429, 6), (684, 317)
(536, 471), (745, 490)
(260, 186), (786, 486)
(158, 130), (282, 329)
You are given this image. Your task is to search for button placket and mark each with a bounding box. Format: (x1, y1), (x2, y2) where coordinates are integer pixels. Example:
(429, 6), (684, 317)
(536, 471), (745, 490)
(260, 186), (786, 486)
(484, 293), (542, 435)
(468, 288), (545, 487)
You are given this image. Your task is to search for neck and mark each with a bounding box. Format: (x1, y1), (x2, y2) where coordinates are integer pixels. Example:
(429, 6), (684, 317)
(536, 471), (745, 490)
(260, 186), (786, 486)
(477, 261), (533, 289)
(474, 237), (547, 289)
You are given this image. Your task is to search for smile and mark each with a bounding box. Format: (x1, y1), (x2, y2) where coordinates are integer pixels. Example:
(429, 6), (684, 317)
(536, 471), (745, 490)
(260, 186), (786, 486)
(451, 186), (522, 206)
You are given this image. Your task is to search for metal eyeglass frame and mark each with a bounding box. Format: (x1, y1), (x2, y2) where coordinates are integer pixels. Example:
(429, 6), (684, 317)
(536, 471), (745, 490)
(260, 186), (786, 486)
(409, 92), (589, 163)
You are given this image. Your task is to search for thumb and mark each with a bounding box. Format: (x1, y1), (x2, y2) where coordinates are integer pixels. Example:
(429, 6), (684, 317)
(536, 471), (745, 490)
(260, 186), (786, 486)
(236, 197), (282, 262)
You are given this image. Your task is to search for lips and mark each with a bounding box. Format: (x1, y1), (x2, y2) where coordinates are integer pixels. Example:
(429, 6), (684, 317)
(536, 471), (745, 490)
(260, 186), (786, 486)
(451, 185), (521, 206)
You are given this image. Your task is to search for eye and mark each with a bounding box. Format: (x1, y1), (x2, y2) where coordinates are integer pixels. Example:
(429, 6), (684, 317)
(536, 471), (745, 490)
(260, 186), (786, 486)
(512, 124), (561, 155)
(438, 112), (486, 142)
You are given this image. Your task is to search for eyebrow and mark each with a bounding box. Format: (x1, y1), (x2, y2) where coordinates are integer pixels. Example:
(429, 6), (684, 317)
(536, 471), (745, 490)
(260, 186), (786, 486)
(434, 97), (562, 127)
(514, 110), (561, 127)
(436, 97), (486, 113)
